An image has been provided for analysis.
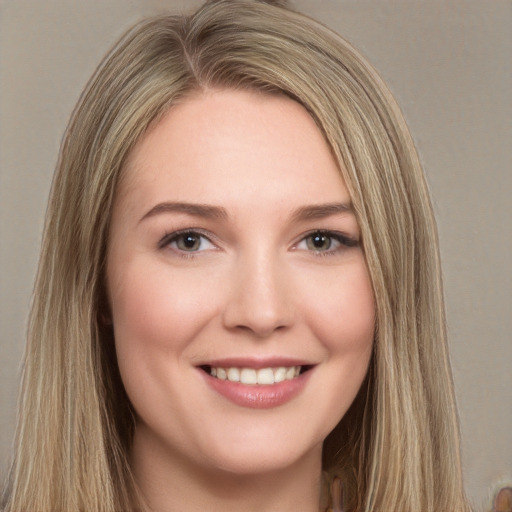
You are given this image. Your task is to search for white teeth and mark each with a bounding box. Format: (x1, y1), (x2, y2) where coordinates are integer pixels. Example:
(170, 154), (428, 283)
(240, 368), (257, 385)
(274, 367), (286, 383)
(257, 368), (274, 385)
(227, 367), (240, 382)
(209, 365), (302, 385)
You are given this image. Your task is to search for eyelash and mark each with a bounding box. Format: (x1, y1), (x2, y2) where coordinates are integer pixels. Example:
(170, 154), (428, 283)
(158, 229), (359, 258)
(158, 228), (216, 259)
(295, 230), (359, 257)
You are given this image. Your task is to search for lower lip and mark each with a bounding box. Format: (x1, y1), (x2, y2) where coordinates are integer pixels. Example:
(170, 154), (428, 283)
(201, 370), (313, 409)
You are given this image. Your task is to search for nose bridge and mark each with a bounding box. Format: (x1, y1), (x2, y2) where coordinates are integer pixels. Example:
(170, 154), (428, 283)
(222, 245), (292, 337)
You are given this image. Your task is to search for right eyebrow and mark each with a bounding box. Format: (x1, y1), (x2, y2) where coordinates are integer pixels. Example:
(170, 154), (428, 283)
(139, 202), (228, 223)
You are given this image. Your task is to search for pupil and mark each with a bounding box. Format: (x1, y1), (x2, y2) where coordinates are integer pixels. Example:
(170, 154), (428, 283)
(180, 234), (199, 250)
(311, 233), (330, 250)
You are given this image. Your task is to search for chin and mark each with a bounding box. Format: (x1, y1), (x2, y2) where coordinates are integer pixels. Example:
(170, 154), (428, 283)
(189, 420), (325, 477)
(208, 443), (321, 477)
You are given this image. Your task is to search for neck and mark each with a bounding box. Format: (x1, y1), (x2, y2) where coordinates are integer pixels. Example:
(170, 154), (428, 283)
(131, 426), (326, 512)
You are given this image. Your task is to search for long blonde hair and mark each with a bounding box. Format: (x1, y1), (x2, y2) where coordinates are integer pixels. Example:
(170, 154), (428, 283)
(2, 1), (470, 511)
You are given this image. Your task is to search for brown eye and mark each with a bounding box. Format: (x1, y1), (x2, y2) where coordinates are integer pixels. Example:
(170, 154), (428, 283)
(176, 233), (202, 251)
(160, 231), (215, 253)
(296, 230), (358, 255)
(306, 232), (333, 251)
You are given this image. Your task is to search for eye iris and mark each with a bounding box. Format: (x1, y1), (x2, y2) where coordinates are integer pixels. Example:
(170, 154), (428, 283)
(307, 232), (331, 251)
(177, 233), (200, 251)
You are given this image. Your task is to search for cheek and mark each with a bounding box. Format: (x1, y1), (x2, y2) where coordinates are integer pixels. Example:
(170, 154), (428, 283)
(108, 260), (219, 363)
(108, 260), (223, 428)
(303, 262), (374, 431)
(300, 260), (375, 354)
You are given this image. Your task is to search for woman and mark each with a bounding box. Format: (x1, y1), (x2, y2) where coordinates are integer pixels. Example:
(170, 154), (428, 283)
(1, 1), (471, 511)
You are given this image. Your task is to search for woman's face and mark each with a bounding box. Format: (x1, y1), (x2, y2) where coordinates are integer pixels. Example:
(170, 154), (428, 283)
(107, 89), (375, 476)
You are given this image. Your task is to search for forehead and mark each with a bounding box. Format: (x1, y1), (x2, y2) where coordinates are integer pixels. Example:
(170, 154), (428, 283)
(116, 88), (350, 216)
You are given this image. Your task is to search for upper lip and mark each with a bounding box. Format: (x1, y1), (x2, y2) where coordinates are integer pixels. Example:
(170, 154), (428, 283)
(196, 357), (316, 369)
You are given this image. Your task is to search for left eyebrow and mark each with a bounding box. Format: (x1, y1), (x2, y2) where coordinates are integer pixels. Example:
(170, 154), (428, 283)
(291, 202), (354, 222)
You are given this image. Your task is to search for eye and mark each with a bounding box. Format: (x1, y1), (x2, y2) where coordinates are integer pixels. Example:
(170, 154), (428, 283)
(295, 230), (358, 254)
(160, 230), (215, 253)
(305, 232), (335, 251)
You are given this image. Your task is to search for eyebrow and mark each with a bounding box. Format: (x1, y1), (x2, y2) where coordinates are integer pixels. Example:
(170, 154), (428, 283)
(140, 201), (353, 223)
(140, 202), (228, 222)
(291, 202), (354, 221)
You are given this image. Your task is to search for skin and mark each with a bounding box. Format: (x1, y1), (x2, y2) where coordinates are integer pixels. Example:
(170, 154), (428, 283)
(107, 89), (375, 512)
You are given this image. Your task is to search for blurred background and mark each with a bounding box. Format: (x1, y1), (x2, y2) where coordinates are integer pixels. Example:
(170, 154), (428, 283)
(1, 1), (510, 510)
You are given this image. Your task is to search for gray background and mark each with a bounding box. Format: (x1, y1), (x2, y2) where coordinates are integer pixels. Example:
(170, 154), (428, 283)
(1, 1), (510, 510)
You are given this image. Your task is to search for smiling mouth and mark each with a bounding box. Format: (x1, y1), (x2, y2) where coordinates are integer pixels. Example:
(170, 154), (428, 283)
(200, 365), (313, 385)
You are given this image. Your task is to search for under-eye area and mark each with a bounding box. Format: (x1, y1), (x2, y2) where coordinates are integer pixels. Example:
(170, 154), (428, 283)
(199, 365), (315, 385)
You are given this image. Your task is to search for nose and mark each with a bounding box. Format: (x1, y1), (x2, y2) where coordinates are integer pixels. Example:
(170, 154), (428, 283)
(222, 253), (293, 338)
